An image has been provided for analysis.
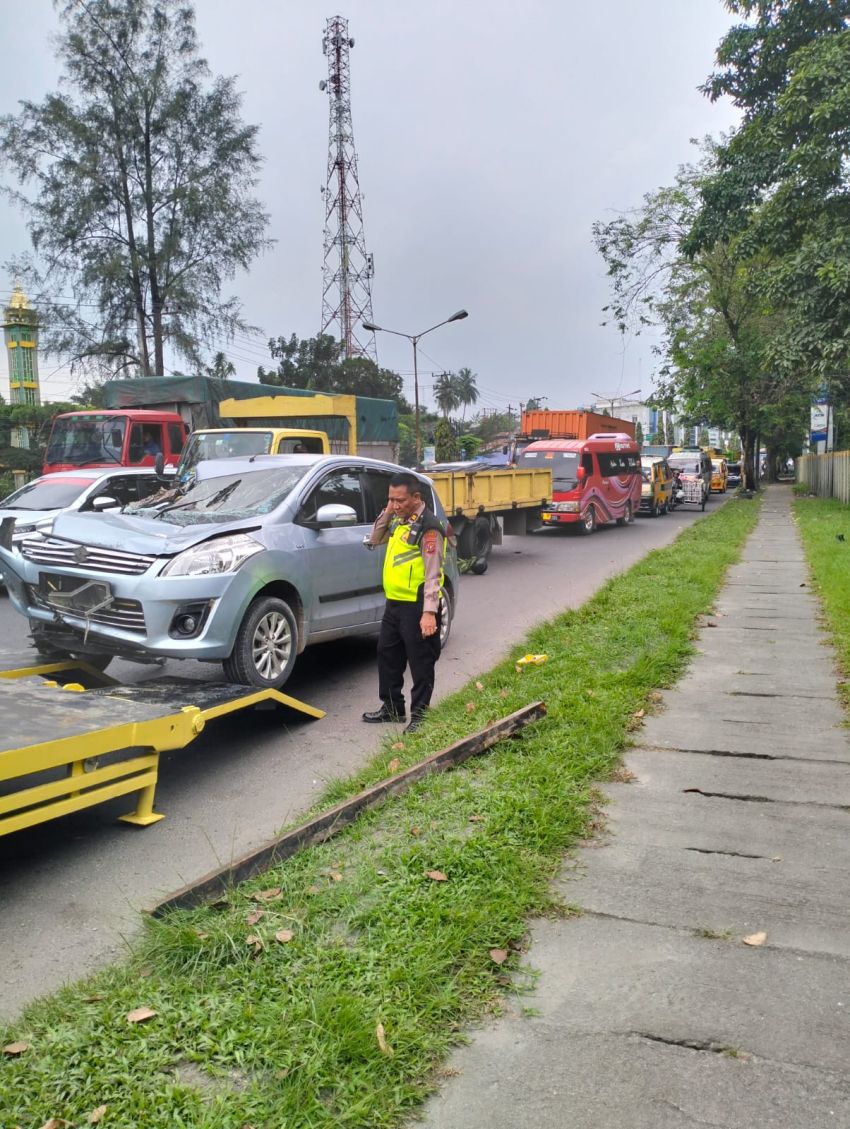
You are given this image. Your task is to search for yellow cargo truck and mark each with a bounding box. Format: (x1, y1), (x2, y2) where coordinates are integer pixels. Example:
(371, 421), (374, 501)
(428, 466), (552, 561)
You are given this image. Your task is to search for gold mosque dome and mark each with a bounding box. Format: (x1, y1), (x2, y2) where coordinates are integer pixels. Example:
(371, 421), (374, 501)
(8, 284), (30, 310)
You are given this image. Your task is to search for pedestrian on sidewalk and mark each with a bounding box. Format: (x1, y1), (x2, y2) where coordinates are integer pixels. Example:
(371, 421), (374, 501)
(361, 472), (447, 733)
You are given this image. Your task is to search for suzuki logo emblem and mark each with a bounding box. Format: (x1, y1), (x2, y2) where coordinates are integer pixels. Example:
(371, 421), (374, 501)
(72, 545), (88, 564)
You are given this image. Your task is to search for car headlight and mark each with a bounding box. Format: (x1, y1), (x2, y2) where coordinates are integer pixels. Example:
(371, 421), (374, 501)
(548, 501), (580, 513)
(161, 533), (264, 577)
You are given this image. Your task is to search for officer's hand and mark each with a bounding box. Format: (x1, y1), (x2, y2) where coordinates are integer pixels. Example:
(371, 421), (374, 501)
(420, 611), (437, 638)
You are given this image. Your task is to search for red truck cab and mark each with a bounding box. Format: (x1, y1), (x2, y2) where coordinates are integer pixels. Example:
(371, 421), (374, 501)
(43, 410), (188, 475)
(520, 432), (642, 534)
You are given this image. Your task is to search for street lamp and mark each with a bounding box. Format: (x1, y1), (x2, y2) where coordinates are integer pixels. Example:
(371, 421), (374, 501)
(362, 309), (469, 465)
(591, 388), (641, 418)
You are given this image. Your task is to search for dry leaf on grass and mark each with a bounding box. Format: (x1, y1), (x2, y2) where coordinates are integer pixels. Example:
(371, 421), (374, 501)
(88, 1106), (108, 1124)
(40, 1120), (75, 1129)
(499, 688), (510, 698)
(306, 884), (320, 895)
(465, 701), (476, 712)
(410, 826), (421, 836)
(126, 1007), (157, 1025)
(2, 1041), (28, 1056)
(425, 870), (448, 882)
(246, 909), (264, 926)
(137, 966), (154, 978)
(489, 948), (509, 965)
(375, 1023), (394, 1057)
(632, 709), (645, 719)
(468, 814), (484, 823)
(252, 886), (282, 902)
(328, 871), (343, 882)
(475, 680), (485, 691)
(391, 741), (405, 750)
(246, 934), (264, 953)
(275, 929), (294, 944)
(388, 757), (401, 772)
(742, 931), (767, 947)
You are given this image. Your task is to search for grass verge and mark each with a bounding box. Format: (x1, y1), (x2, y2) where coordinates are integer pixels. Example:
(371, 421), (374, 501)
(794, 496), (850, 712)
(1, 498), (760, 1129)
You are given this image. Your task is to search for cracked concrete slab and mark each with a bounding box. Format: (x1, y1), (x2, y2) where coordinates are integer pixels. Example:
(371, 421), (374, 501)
(415, 488), (850, 1128)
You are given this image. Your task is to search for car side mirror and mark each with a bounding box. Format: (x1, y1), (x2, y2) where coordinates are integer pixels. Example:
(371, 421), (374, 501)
(90, 495), (119, 512)
(314, 503), (358, 528)
(154, 452), (166, 479)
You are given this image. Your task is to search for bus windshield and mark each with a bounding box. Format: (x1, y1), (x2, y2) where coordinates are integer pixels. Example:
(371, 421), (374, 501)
(45, 415), (126, 467)
(521, 450), (580, 490)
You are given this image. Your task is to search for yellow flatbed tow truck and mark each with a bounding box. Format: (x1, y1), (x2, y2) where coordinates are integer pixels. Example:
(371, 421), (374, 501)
(0, 650), (323, 838)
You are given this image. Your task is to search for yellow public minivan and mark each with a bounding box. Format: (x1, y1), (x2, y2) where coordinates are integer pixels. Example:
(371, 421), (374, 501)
(710, 458), (728, 493)
(639, 456), (674, 517)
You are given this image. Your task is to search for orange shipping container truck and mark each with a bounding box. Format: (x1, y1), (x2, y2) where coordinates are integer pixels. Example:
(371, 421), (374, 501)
(519, 409), (635, 440)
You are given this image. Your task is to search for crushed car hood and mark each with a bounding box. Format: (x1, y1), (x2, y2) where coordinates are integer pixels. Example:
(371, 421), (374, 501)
(43, 510), (264, 557)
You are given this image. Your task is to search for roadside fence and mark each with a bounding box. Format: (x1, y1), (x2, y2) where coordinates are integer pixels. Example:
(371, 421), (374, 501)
(797, 452), (850, 503)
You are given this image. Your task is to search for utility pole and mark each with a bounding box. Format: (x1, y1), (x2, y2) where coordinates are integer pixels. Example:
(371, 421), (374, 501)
(319, 16), (376, 360)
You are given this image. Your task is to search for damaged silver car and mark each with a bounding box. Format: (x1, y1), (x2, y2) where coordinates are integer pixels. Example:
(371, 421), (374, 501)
(0, 455), (458, 689)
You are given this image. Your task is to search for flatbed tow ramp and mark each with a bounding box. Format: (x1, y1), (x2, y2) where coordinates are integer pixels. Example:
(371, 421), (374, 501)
(0, 650), (324, 837)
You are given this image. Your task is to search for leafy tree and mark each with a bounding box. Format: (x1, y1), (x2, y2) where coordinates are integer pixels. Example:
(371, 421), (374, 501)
(468, 409), (518, 447)
(205, 351), (236, 380)
(690, 2), (850, 384)
(258, 334), (343, 390)
(634, 421), (644, 446)
(457, 433), (482, 459)
(594, 144), (814, 489)
(0, 0), (270, 377)
(257, 334), (410, 408)
(434, 417), (459, 462)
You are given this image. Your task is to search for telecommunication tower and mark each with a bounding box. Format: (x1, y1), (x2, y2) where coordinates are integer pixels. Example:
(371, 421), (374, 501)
(319, 15), (376, 361)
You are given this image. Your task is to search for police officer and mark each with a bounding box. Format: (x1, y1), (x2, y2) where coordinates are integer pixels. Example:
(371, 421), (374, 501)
(362, 472), (448, 733)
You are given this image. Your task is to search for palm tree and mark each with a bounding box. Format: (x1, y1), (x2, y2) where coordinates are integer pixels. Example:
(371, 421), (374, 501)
(433, 372), (461, 419)
(455, 367), (479, 423)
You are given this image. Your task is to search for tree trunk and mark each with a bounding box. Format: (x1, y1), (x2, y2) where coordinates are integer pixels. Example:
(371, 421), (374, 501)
(740, 426), (757, 491)
(144, 106), (165, 376)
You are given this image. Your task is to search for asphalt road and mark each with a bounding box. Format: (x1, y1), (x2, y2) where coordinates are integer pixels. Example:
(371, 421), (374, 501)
(0, 498), (725, 1019)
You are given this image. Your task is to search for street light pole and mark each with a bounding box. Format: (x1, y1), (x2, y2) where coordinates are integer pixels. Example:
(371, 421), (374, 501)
(591, 388), (641, 418)
(362, 310), (468, 465)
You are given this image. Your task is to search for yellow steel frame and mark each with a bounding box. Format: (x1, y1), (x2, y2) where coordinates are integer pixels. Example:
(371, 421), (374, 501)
(0, 661), (324, 837)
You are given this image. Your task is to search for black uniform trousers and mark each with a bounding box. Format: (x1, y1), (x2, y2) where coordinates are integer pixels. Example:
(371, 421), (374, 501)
(378, 596), (441, 719)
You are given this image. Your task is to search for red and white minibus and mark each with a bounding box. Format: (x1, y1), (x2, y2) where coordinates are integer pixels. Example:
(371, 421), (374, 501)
(519, 432), (642, 533)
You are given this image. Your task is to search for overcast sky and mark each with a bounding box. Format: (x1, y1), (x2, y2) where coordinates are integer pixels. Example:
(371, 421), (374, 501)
(0, 0), (740, 414)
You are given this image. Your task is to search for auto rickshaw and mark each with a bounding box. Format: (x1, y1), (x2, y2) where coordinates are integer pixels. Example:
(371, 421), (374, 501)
(639, 456), (674, 517)
(710, 458), (728, 493)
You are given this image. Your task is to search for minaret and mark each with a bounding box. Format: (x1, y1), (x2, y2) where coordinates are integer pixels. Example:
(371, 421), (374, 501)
(4, 285), (41, 450)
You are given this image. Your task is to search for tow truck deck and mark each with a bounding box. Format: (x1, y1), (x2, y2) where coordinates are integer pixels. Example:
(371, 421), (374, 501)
(0, 650), (324, 837)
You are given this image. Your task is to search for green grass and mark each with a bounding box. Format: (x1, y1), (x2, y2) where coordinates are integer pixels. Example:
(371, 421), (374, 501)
(1, 498), (761, 1129)
(794, 496), (850, 712)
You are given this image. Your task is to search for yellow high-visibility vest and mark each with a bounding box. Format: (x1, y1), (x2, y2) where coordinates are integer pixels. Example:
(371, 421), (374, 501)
(383, 518), (445, 602)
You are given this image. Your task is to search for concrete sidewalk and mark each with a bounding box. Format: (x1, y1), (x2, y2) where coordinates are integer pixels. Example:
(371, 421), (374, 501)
(418, 487), (850, 1128)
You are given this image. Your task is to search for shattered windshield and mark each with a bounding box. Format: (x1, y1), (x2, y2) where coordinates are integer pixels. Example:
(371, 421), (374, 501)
(138, 466), (310, 526)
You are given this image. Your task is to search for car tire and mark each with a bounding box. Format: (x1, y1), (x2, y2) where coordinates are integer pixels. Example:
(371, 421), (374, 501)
(439, 588), (454, 649)
(578, 505), (596, 535)
(30, 627), (113, 673)
(616, 502), (632, 527)
(223, 596), (298, 689)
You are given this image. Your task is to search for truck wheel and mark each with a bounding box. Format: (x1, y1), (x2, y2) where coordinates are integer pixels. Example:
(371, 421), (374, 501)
(457, 516), (492, 561)
(616, 502), (633, 527)
(439, 588), (454, 649)
(224, 596), (298, 689)
(578, 505), (596, 535)
(30, 627), (113, 673)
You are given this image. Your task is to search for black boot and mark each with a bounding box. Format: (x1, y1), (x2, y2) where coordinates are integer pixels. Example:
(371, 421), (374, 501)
(362, 704), (406, 723)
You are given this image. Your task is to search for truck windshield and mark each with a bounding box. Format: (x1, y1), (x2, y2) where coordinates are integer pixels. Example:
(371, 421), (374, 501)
(669, 457), (701, 474)
(177, 431), (273, 477)
(45, 415), (125, 466)
(0, 477), (96, 510)
(521, 450), (579, 490)
(146, 466), (309, 525)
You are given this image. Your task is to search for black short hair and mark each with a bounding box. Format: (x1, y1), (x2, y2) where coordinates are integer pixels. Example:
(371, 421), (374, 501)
(389, 472), (421, 495)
